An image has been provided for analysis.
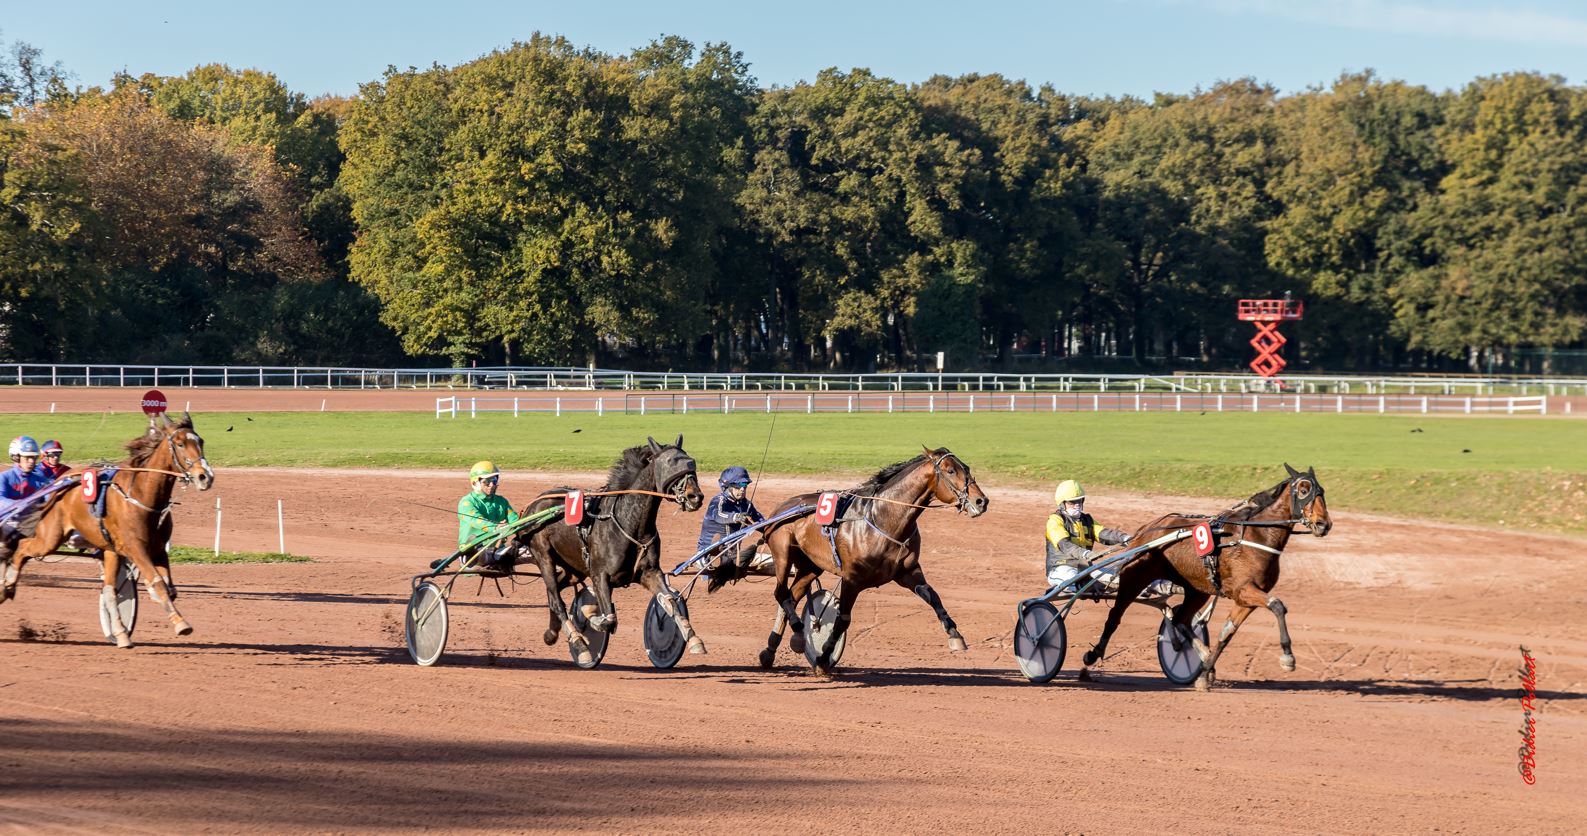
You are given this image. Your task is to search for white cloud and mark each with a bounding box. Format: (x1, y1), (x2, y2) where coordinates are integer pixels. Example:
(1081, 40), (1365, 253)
(1171, 0), (1587, 47)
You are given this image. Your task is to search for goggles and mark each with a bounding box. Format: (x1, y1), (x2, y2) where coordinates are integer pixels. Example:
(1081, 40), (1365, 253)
(476, 476), (500, 486)
(43, 452), (61, 459)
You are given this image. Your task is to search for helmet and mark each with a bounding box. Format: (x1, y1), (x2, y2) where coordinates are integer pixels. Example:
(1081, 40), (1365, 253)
(1054, 479), (1086, 505)
(41, 439), (62, 455)
(469, 460), (500, 480)
(9, 436), (39, 457)
(719, 466), (752, 487)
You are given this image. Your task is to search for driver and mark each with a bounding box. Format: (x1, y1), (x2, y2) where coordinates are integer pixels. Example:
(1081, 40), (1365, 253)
(37, 440), (69, 480)
(457, 460), (518, 572)
(1, 436), (50, 501)
(1044, 479), (1132, 589)
(699, 466), (766, 570)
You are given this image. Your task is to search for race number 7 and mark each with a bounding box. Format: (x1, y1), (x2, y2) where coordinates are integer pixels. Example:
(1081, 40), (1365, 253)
(564, 489), (585, 525)
(1192, 522), (1214, 557)
(815, 491), (839, 525)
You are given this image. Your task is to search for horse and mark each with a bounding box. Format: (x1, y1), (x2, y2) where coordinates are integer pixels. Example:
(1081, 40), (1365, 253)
(3, 413), (214, 647)
(708, 447), (989, 673)
(515, 436), (705, 666)
(1080, 464), (1331, 691)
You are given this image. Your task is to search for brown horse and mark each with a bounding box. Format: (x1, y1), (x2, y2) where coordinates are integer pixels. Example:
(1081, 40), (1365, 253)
(516, 436), (705, 666)
(4, 413), (214, 647)
(709, 447), (989, 673)
(1080, 464), (1331, 690)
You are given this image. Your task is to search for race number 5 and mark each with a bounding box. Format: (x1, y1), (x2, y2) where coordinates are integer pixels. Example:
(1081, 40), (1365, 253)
(1192, 521), (1214, 557)
(564, 490), (585, 525)
(815, 491), (839, 525)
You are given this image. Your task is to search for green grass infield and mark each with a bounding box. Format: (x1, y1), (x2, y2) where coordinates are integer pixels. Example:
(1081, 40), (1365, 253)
(11, 410), (1583, 536)
(167, 546), (311, 564)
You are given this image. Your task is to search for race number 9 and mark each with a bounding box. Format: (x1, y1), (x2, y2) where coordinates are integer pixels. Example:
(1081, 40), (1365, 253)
(815, 491), (839, 525)
(1192, 522), (1214, 557)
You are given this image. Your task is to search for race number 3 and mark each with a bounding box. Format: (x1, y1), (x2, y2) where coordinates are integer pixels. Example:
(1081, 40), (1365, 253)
(564, 490), (585, 525)
(80, 469), (99, 502)
(1192, 521), (1214, 557)
(815, 491), (839, 525)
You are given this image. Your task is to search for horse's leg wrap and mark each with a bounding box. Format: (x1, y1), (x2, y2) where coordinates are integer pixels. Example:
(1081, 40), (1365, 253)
(101, 585), (132, 647)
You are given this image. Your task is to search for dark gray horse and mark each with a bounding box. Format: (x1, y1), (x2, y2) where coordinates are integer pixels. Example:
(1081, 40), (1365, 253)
(516, 437), (704, 666)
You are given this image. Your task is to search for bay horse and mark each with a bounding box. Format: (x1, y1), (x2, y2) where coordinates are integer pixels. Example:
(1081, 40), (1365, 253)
(4, 413), (214, 647)
(515, 436), (705, 666)
(1081, 464), (1331, 690)
(708, 447), (989, 673)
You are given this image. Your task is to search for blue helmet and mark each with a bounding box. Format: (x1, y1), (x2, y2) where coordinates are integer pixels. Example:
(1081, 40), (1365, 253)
(8, 436), (40, 457)
(719, 466), (752, 488)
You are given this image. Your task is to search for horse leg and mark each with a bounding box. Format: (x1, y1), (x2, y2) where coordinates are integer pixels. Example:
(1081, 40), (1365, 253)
(786, 568), (817, 655)
(1267, 594), (1297, 671)
(638, 566), (706, 655)
(760, 540), (801, 669)
(1080, 559), (1156, 678)
(814, 580), (862, 675)
(894, 567), (967, 653)
(1199, 602), (1256, 691)
(100, 551), (133, 648)
(588, 569), (617, 634)
(118, 544), (191, 636)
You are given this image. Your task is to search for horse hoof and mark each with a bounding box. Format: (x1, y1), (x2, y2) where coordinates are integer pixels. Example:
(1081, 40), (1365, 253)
(1082, 650), (1099, 666)
(173, 620), (194, 637)
(1280, 654), (1296, 672)
(1194, 675), (1211, 692)
(590, 614), (615, 633)
(686, 636), (707, 655)
(948, 636), (969, 653)
(758, 648), (776, 669)
(114, 632), (133, 649)
(789, 633), (805, 654)
(575, 649), (594, 667)
(542, 629), (559, 646)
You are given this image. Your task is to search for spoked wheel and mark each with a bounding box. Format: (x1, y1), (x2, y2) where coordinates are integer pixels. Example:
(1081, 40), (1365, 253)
(1013, 600), (1067, 684)
(1157, 619), (1210, 685)
(97, 561), (139, 645)
(800, 588), (846, 670)
(569, 586), (609, 669)
(405, 581), (449, 666)
(643, 595), (688, 670)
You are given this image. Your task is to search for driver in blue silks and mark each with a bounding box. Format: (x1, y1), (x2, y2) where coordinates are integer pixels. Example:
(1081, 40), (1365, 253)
(697, 466), (764, 557)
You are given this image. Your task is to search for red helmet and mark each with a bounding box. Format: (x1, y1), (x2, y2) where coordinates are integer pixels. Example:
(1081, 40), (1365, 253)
(41, 439), (63, 455)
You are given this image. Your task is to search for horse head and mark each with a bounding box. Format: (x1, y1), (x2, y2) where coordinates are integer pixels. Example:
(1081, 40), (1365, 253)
(921, 446), (988, 517)
(1282, 463), (1330, 537)
(647, 435), (703, 512)
(150, 412), (215, 491)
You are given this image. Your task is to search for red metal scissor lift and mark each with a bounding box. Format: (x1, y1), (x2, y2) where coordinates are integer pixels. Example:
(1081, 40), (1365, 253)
(1236, 298), (1304, 379)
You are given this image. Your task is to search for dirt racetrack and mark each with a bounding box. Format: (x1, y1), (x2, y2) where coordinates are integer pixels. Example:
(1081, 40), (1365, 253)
(1, 465), (1581, 834)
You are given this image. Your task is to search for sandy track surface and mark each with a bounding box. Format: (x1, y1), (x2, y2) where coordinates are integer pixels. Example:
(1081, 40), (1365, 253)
(1, 468), (1581, 833)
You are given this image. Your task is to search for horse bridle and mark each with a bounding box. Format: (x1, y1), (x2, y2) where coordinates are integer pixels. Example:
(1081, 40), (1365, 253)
(931, 452), (977, 513)
(656, 450), (699, 506)
(162, 427), (209, 486)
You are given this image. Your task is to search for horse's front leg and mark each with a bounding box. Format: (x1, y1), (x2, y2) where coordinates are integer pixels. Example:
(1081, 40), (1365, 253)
(894, 565), (967, 653)
(637, 563), (706, 656)
(588, 565), (617, 634)
(100, 551), (133, 648)
(120, 541), (191, 637)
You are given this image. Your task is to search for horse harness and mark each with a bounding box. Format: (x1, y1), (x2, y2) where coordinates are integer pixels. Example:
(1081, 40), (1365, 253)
(1132, 476), (1323, 594)
(823, 452), (979, 568)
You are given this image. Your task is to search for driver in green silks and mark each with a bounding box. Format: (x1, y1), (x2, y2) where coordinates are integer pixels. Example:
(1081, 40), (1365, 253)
(458, 460), (518, 571)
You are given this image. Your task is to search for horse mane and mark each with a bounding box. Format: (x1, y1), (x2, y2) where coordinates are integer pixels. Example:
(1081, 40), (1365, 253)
(851, 449), (947, 496)
(123, 415), (194, 466)
(1223, 477), (1292, 520)
(603, 444), (656, 489)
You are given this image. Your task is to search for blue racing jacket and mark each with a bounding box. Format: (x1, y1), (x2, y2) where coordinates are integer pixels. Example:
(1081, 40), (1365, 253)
(696, 492), (764, 552)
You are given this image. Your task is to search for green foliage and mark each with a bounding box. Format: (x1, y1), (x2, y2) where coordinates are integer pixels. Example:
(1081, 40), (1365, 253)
(168, 546), (311, 564)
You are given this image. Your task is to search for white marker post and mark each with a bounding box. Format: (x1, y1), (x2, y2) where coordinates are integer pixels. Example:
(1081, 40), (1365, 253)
(213, 497), (222, 557)
(277, 499), (285, 554)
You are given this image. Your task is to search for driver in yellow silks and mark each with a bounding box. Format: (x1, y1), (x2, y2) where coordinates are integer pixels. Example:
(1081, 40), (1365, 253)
(1044, 480), (1131, 589)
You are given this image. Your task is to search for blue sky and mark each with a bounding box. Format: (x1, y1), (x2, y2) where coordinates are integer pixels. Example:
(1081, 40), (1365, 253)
(8, 0), (1587, 99)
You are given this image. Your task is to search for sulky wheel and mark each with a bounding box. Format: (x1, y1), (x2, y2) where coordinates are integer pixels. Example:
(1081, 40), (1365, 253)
(1013, 601), (1067, 684)
(97, 560), (139, 645)
(800, 588), (847, 670)
(405, 581), (450, 667)
(1157, 618), (1210, 686)
(569, 586), (609, 669)
(643, 595), (688, 670)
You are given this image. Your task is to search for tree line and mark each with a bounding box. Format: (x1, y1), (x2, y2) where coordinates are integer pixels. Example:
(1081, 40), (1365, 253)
(3, 32), (1584, 372)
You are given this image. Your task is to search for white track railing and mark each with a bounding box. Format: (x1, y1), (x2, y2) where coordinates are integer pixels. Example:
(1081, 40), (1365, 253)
(11, 364), (1587, 396)
(435, 392), (1556, 417)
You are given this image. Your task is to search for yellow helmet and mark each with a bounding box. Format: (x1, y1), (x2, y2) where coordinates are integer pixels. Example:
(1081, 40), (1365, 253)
(469, 460), (500, 480)
(1054, 479), (1085, 505)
